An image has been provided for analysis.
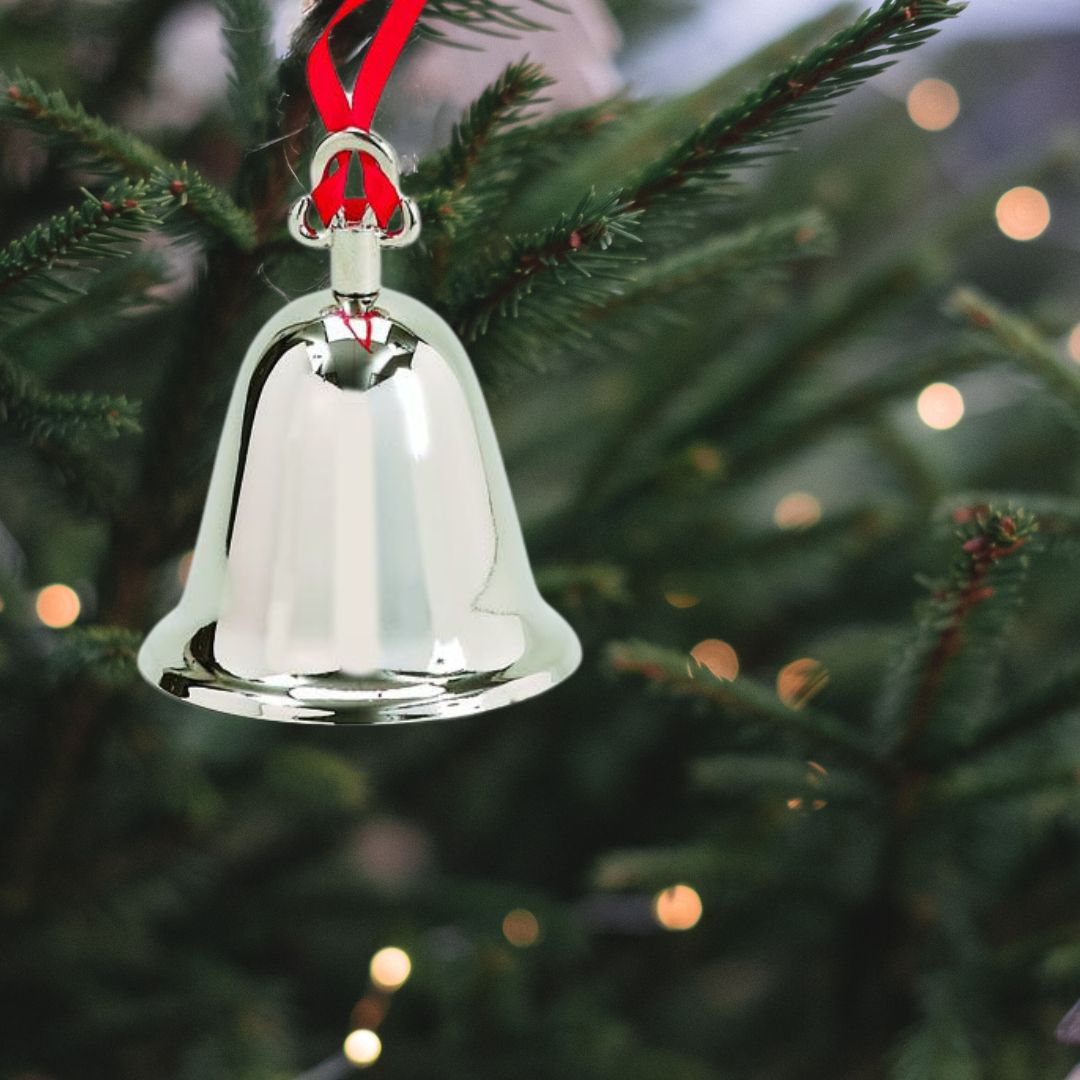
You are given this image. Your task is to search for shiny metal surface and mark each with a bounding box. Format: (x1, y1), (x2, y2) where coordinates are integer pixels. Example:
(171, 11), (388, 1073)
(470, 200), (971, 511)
(138, 129), (580, 722)
(138, 290), (581, 723)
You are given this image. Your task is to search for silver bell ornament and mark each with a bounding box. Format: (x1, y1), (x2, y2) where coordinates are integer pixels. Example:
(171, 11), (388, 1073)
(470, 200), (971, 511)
(138, 130), (581, 723)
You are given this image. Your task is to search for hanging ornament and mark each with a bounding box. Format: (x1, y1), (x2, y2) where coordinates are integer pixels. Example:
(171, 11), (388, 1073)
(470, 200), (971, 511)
(138, 0), (581, 723)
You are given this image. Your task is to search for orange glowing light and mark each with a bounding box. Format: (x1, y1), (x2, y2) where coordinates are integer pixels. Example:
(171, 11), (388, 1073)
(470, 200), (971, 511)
(689, 443), (724, 476)
(689, 639), (739, 682)
(343, 1029), (382, 1067)
(350, 996), (387, 1031)
(773, 492), (822, 530)
(665, 591), (701, 610)
(777, 659), (830, 709)
(1067, 324), (1080, 365)
(502, 908), (541, 948)
(906, 78), (960, 131)
(653, 884), (703, 931)
(369, 947), (411, 991)
(917, 382), (964, 431)
(35, 584), (81, 629)
(995, 186), (1050, 241)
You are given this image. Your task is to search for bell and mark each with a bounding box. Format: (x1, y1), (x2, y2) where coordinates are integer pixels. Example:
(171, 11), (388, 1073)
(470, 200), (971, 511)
(138, 130), (581, 723)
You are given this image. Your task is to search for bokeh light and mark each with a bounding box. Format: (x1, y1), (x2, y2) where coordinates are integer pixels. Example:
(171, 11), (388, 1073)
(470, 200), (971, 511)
(343, 1029), (382, 1067)
(689, 639), (739, 681)
(653, 884), (703, 931)
(995, 186), (1050, 241)
(35, 584), (81, 628)
(1067, 324), (1080, 364)
(906, 78), (960, 131)
(370, 946), (411, 991)
(777, 659), (830, 709)
(502, 908), (541, 947)
(350, 996), (387, 1031)
(773, 492), (822, 530)
(665, 590), (700, 610)
(916, 382), (964, 430)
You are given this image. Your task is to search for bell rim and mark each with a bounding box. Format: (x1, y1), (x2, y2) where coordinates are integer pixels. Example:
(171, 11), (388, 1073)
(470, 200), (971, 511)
(138, 622), (582, 726)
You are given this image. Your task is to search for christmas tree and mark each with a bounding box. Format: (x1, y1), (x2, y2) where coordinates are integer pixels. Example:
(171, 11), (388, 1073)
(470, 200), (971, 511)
(2, 1), (1080, 1077)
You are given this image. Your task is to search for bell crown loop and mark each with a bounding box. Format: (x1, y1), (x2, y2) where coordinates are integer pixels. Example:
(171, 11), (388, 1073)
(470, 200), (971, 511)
(288, 128), (421, 248)
(289, 129), (420, 305)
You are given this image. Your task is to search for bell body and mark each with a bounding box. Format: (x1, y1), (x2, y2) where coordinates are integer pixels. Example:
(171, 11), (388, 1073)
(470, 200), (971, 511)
(138, 288), (581, 723)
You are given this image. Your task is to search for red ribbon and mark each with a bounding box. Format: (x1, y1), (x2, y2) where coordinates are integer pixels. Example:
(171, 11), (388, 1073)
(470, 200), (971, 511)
(306, 0), (427, 228)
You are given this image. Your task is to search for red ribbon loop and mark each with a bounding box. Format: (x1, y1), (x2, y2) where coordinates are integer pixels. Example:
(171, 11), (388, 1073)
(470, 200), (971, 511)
(306, 0), (426, 227)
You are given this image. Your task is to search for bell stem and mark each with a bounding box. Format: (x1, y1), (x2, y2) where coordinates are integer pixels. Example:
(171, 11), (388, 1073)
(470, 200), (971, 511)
(331, 226), (381, 309)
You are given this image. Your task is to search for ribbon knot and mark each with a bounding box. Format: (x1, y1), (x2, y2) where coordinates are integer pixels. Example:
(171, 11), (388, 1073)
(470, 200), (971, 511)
(306, 0), (427, 228)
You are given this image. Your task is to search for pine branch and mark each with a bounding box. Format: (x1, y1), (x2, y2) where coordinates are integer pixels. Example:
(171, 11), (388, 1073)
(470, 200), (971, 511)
(427, 60), (553, 194)
(880, 506), (1038, 761)
(0, 356), (141, 444)
(217, 0), (276, 141)
(946, 285), (1080, 417)
(419, 60), (554, 285)
(2, 73), (257, 250)
(418, 0), (555, 38)
(148, 163), (258, 250)
(588, 209), (834, 319)
(46, 626), (142, 687)
(0, 181), (159, 317)
(607, 640), (871, 760)
(3, 72), (169, 177)
(690, 753), (868, 804)
(627, 0), (965, 214)
(449, 191), (642, 371)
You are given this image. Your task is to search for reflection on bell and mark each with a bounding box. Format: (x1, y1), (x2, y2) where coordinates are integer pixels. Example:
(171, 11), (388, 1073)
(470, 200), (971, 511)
(138, 129), (581, 723)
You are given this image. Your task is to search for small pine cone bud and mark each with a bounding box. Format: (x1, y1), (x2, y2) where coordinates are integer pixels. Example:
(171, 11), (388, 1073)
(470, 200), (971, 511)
(962, 536), (988, 555)
(169, 179), (187, 198)
(99, 200), (116, 216)
(122, 198), (139, 210)
(969, 586), (995, 603)
(953, 506), (975, 524)
(7, 86), (21, 101)
(569, 231), (583, 250)
(999, 515), (1016, 535)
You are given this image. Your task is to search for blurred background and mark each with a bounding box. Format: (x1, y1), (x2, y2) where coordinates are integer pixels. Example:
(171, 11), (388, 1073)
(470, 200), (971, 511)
(3, 0), (1080, 1078)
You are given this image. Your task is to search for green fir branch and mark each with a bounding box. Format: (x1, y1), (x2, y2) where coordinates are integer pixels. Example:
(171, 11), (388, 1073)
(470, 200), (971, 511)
(3, 71), (169, 176)
(0, 181), (159, 316)
(607, 639), (870, 759)
(217, 0), (276, 141)
(2, 73), (256, 250)
(427, 60), (553, 193)
(945, 285), (1080, 417)
(876, 505), (1039, 759)
(589, 209), (834, 319)
(627, 0), (965, 214)
(148, 163), (258, 251)
(46, 626), (142, 687)
(0, 356), (140, 444)
(450, 191), (642, 364)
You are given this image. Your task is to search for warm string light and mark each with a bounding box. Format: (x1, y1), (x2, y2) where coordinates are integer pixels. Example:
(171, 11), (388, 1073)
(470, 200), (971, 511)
(664, 591), (700, 610)
(653, 884), (703, 931)
(502, 908), (541, 948)
(689, 639), (739, 681)
(777, 659), (830, 709)
(343, 1029), (382, 1067)
(995, 186), (1050, 241)
(35, 583), (81, 628)
(773, 492), (822, 530)
(906, 78), (960, 131)
(917, 382), (964, 430)
(787, 761), (829, 811)
(369, 946), (411, 991)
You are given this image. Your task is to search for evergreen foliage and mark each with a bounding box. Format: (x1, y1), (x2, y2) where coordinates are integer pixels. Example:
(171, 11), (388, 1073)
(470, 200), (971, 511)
(1, 1), (1079, 1078)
